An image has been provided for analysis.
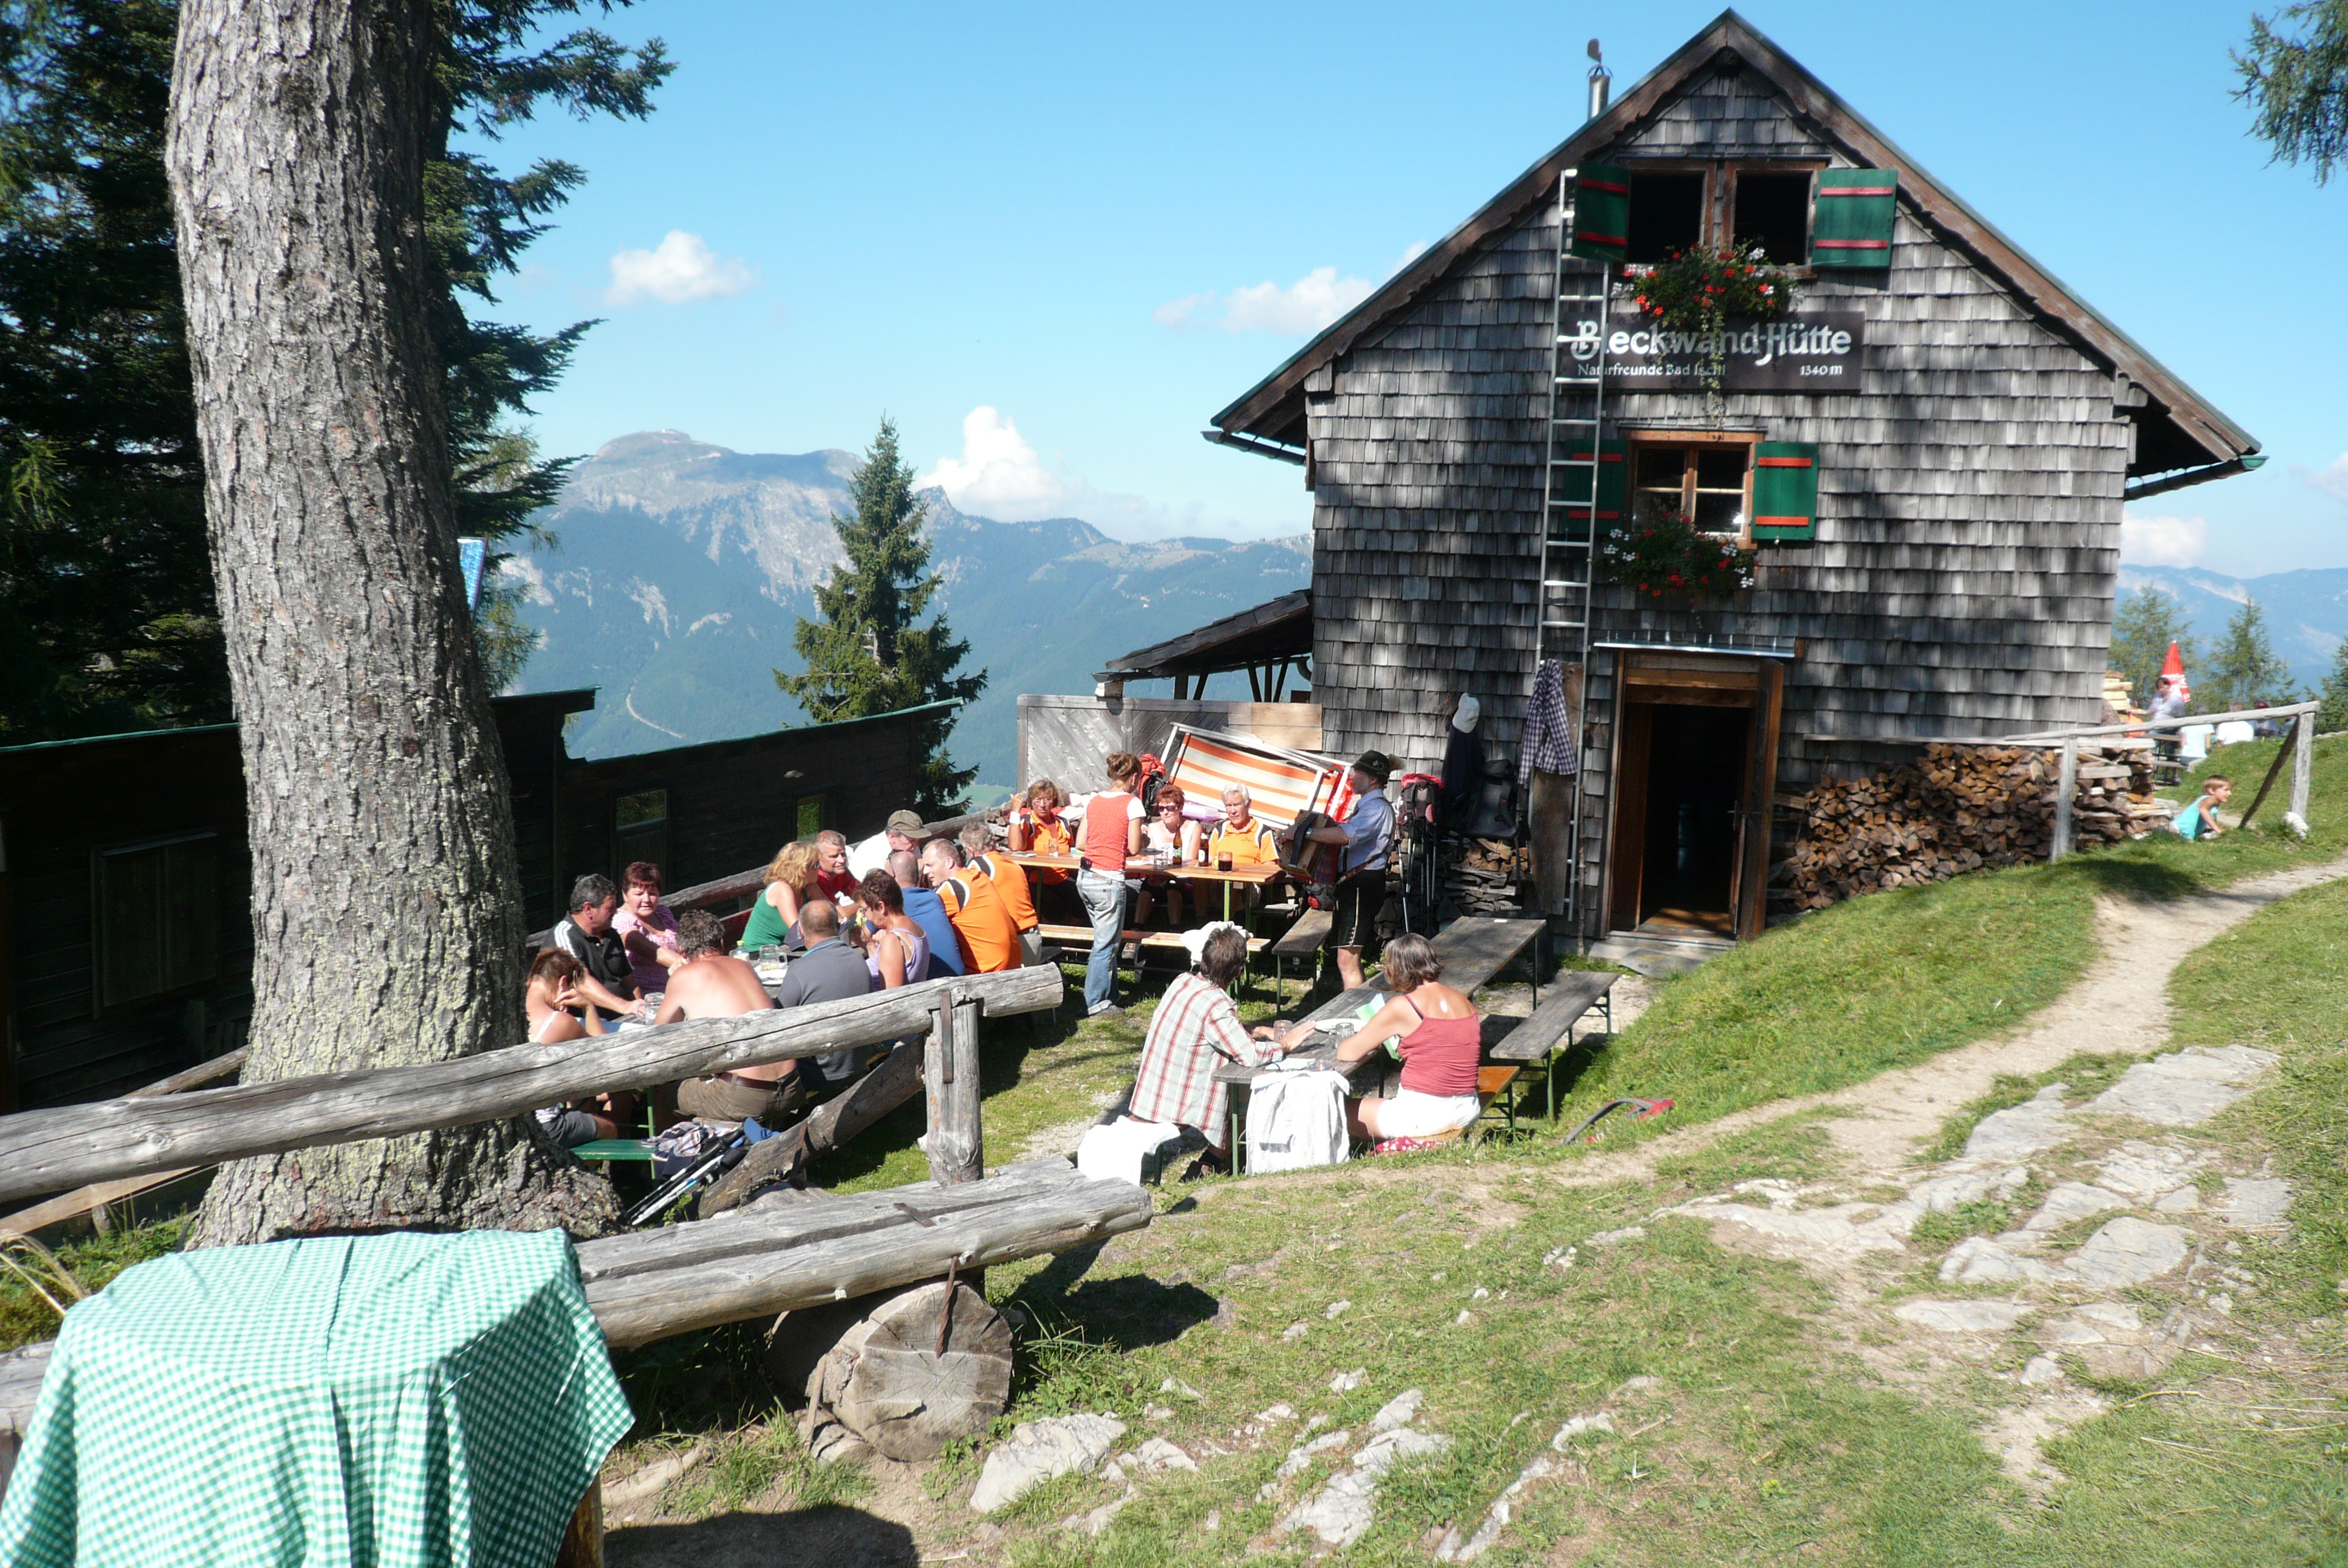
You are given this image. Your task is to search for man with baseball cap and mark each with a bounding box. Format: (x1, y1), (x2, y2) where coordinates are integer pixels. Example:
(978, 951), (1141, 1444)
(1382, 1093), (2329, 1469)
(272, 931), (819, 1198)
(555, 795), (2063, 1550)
(1288, 751), (1396, 989)
(847, 807), (930, 880)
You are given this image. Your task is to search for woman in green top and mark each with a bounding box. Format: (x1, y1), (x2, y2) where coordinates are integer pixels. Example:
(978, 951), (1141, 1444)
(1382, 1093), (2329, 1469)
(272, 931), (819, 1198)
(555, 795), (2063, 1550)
(741, 840), (819, 951)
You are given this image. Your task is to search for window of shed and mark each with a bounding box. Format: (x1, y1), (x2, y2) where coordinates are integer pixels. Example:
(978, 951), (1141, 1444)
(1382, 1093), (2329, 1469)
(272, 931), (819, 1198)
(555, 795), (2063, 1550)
(1731, 171), (1811, 266)
(1630, 440), (1756, 539)
(1624, 171), (1705, 263)
(95, 833), (220, 1011)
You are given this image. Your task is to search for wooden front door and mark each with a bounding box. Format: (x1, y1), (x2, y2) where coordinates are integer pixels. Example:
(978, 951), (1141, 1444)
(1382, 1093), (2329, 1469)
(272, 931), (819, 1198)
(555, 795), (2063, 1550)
(1604, 653), (1784, 940)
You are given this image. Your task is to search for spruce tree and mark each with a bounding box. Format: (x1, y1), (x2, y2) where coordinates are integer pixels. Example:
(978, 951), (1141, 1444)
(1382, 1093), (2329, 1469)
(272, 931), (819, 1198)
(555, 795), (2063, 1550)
(2108, 586), (2198, 709)
(2202, 596), (2297, 714)
(2319, 635), (2348, 733)
(778, 419), (989, 815)
(2236, 1), (2348, 183)
(0, 0), (668, 739)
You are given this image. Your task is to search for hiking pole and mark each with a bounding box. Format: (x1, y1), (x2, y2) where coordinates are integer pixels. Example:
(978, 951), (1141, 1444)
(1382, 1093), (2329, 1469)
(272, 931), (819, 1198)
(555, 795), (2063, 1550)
(1563, 1097), (1673, 1144)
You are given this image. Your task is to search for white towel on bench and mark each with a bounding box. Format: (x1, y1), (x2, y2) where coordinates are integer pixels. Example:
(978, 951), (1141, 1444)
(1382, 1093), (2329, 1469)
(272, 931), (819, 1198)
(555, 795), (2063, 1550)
(1076, 1117), (1184, 1185)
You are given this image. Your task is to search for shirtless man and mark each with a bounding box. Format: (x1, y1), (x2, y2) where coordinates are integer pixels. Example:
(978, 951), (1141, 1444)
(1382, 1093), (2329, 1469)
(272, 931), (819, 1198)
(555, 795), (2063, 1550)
(657, 910), (803, 1125)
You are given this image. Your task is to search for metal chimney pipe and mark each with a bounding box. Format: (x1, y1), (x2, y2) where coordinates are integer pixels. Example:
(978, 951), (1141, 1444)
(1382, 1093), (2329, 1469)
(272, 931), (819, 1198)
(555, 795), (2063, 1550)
(1586, 39), (1612, 120)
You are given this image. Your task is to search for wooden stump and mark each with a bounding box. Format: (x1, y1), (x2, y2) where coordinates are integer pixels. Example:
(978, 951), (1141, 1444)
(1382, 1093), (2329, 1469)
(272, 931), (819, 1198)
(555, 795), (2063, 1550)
(805, 1280), (1011, 1461)
(553, 1482), (603, 1568)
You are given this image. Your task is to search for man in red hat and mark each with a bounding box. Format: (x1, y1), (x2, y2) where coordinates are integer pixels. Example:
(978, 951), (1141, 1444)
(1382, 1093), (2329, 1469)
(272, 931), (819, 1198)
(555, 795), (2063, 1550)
(2150, 643), (2191, 724)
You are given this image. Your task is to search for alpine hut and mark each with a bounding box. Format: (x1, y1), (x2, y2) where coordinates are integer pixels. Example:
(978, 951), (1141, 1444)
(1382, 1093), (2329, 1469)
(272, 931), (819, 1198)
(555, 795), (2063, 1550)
(1204, 10), (2258, 947)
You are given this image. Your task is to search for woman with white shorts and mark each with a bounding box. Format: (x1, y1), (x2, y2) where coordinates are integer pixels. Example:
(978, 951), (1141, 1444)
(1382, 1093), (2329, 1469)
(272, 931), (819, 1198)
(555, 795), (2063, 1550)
(1258, 932), (1482, 1141)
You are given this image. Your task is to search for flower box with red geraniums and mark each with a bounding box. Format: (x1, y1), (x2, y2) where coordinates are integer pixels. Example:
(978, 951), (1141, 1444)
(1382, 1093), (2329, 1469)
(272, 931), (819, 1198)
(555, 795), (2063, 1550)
(1602, 505), (1757, 607)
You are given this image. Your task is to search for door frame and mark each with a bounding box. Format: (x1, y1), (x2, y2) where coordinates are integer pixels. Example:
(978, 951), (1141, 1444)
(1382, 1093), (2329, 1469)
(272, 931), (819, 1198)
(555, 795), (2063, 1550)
(1599, 648), (1789, 940)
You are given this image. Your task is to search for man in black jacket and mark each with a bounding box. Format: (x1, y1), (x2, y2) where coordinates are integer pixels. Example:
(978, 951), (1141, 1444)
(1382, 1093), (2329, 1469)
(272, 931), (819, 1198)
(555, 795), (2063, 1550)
(552, 874), (646, 1022)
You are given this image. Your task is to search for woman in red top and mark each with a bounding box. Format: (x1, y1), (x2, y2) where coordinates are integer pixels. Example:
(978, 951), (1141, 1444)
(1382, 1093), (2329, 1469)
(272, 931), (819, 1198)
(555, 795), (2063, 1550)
(1266, 932), (1482, 1140)
(1076, 752), (1146, 1015)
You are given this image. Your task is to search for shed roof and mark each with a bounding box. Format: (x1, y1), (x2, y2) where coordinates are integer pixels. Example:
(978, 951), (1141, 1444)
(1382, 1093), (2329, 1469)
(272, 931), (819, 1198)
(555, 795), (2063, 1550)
(1096, 590), (1312, 682)
(1209, 9), (2254, 484)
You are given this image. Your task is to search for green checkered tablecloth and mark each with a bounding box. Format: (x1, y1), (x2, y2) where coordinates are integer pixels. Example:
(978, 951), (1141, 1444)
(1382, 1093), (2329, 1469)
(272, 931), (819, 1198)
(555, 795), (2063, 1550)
(0, 1228), (632, 1568)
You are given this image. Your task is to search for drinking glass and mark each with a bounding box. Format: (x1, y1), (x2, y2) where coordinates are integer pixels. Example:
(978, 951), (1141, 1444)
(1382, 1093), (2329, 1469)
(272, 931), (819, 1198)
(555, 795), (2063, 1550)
(1218, 851), (1233, 873)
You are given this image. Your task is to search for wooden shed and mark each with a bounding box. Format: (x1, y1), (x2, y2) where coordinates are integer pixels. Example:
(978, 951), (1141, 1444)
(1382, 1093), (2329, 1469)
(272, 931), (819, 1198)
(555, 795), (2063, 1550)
(0, 695), (944, 1111)
(1207, 10), (2255, 948)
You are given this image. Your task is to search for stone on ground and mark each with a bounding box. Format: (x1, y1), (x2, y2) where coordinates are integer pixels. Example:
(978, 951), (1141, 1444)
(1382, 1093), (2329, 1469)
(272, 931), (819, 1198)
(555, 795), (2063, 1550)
(2064, 1216), (2190, 1289)
(969, 1414), (1126, 1513)
(1551, 1412), (1615, 1448)
(1370, 1388), (1424, 1431)
(2012, 1181), (2128, 1238)
(1133, 1437), (1196, 1472)
(2093, 1140), (2208, 1199)
(2086, 1045), (2279, 1127)
(1330, 1367), (1366, 1392)
(1940, 1236), (2061, 1285)
(2019, 1356), (2064, 1385)
(1894, 1299), (2034, 1333)
(1964, 1084), (2074, 1162)
(2217, 1176), (2291, 1226)
(1281, 1428), (1454, 1547)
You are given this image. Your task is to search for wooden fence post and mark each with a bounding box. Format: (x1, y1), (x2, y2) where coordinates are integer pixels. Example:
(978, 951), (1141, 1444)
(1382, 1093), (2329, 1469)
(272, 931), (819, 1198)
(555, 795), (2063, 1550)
(923, 995), (984, 1187)
(2291, 711), (2315, 832)
(2051, 736), (2076, 861)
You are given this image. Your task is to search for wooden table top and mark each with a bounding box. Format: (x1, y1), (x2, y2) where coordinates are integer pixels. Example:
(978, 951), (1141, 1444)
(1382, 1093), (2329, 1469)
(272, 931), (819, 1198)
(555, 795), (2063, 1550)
(995, 850), (1280, 886)
(1212, 984), (1389, 1086)
(1427, 915), (1547, 996)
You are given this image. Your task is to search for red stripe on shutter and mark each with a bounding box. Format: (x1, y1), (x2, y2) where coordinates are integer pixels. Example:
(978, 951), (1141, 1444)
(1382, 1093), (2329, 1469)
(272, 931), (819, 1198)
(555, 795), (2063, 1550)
(1580, 178), (1629, 194)
(1813, 239), (1891, 250)
(1753, 516), (1807, 527)
(1755, 456), (1814, 468)
(1577, 230), (1627, 247)
(1564, 451), (1624, 463)
(1817, 184), (1895, 198)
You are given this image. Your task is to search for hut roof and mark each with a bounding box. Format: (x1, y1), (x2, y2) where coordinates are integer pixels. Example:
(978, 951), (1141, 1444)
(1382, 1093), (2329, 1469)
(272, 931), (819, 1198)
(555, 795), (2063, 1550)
(1097, 589), (1311, 682)
(1208, 8), (2254, 485)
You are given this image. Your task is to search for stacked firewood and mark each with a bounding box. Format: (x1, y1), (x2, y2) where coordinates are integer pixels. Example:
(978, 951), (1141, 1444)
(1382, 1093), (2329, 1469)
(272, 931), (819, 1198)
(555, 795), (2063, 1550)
(1445, 836), (1528, 915)
(1775, 742), (2172, 911)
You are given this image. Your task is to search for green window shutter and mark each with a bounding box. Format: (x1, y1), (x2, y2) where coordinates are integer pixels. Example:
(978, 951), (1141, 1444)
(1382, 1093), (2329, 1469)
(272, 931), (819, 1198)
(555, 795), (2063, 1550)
(1556, 438), (1628, 532)
(1810, 167), (1897, 268)
(1569, 164), (1630, 263)
(1593, 437), (1629, 532)
(1751, 442), (1819, 541)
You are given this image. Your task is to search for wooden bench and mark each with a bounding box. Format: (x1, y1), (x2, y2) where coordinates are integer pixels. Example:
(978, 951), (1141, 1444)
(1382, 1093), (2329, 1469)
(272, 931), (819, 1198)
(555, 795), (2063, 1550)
(1034, 924), (1270, 969)
(1265, 908), (1332, 1003)
(1486, 971), (1621, 1121)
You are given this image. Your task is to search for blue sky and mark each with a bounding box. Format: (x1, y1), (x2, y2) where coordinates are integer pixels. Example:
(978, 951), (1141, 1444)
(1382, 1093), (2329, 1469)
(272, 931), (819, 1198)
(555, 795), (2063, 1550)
(481, 1), (2348, 577)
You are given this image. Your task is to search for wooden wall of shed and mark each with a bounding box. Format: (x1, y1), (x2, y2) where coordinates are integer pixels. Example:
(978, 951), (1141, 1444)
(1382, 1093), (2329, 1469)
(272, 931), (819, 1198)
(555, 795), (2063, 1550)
(1303, 64), (2131, 930)
(553, 711), (922, 900)
(0, 729), (255, 1113)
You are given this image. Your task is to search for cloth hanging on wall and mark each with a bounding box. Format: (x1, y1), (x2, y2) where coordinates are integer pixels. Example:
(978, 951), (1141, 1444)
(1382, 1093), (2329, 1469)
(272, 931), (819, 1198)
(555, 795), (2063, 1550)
(1519, 659), (1577, 786)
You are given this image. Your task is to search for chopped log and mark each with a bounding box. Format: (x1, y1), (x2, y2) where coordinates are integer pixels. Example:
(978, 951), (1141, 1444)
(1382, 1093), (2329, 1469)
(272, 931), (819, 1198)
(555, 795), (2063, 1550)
(703, 1038), (926, 1216)
(0, 965), (1060, 1204)
(807, 1280), (1013, 1461)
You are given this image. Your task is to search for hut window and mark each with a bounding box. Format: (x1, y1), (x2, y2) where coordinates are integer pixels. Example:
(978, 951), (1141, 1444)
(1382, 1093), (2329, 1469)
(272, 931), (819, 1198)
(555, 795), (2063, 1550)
(1731, 171), (1811, 267)
(1625, 171), (1705, 263)
(94, 833), (220, 1011)
(795, 795), (829, 839)
(613, 787), (670, 878)
(1629, 436), (1759, 540)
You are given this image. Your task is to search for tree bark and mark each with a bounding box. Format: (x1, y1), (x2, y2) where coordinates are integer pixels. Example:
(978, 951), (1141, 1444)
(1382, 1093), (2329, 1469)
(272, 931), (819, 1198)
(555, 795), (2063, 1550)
(165, 0), (609, 1243)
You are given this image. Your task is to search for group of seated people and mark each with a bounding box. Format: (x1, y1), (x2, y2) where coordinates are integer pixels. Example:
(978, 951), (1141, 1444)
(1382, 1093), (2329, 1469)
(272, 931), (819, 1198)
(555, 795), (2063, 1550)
(527, 806), (1056, 1148)
(1117, 927), (1482, 1177)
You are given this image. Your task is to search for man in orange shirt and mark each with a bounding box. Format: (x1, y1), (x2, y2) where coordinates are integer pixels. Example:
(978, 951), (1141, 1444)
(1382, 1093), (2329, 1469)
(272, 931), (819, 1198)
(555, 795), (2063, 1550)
(1205, 785), (1281, 922)
(960, 822), (1043, 966)
(920, 837), (1025, 974)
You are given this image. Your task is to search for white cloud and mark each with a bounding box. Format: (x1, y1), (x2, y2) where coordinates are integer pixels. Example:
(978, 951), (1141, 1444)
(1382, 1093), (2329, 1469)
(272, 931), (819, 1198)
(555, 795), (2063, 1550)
(2295, 452), (2348, 502)
(918, 407), (1081, 521)
(604, 231), (757, 306)
(2118, 511), (2208, 567)
(1155, 265), (1376, 336)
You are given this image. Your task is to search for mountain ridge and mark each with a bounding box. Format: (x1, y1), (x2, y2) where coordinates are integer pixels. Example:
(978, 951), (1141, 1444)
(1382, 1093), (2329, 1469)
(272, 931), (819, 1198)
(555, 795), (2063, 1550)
(503, 430), (1311, 785)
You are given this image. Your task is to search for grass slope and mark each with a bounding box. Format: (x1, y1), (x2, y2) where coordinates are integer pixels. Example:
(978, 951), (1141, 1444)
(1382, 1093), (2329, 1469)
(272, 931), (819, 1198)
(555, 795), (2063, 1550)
(1554, 735), (2348, 1143)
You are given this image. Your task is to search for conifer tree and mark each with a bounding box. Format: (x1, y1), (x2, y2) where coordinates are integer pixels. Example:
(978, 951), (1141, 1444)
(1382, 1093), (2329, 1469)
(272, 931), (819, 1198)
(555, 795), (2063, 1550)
(778, 419), (988, 815)
(2202, 596), (2297, 714)
(2108, 586), (2198, 709)
(2237, 1), (2348, 183)
(2318, 635), (2348, 734)
(0, 0), (667, 739)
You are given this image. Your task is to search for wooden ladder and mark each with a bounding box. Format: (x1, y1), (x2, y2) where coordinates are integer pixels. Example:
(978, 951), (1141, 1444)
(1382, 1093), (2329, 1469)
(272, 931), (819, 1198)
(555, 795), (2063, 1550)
(1535, 168), (1614, 936)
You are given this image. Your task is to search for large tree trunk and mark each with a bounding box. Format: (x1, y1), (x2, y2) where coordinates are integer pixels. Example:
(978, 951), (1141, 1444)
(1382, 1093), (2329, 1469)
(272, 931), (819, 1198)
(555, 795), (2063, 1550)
(166, 0), (610, 1243)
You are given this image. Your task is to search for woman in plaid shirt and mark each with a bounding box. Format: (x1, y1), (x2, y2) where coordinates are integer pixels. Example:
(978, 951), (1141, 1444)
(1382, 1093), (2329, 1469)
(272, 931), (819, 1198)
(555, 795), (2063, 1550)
(1127, 927), (1287, 1174)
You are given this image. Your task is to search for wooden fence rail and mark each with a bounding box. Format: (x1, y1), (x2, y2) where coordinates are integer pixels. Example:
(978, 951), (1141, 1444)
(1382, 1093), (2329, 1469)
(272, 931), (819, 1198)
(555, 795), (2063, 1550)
(0, 966), (1061, 1206)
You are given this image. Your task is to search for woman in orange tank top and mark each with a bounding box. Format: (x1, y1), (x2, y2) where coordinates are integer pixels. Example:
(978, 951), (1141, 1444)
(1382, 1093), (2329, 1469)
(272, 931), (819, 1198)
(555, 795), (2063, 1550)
(1267, 932), (1482, 1141)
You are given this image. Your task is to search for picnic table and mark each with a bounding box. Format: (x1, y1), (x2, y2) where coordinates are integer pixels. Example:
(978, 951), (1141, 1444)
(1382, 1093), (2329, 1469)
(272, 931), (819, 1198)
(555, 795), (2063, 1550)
(0, 1229), (629, 1567)
(1427, 915), (1549, 1001)
(1212, 984), (1390, 1167)
(998, 849), (1281, 923)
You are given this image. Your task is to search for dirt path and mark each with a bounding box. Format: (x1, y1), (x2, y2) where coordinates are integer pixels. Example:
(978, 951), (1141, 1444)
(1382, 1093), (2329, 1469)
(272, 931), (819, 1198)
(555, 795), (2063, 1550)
(1530, 851), (2348, 1188)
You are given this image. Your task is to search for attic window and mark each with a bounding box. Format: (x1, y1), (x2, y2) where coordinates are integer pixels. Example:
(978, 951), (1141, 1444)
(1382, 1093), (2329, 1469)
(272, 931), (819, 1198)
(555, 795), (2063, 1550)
(1625, 171), (1704, 263)
(1731, 171), (1811, 267)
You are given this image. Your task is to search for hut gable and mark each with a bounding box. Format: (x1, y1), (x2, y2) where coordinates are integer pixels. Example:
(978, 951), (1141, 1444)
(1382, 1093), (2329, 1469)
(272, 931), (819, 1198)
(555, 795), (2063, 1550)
(1615, 65), (1834, 158)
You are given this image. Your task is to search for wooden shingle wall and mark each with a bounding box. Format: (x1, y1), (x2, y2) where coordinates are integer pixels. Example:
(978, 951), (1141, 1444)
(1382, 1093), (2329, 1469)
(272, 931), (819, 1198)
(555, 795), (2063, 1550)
(1303, 62), (2131, 929)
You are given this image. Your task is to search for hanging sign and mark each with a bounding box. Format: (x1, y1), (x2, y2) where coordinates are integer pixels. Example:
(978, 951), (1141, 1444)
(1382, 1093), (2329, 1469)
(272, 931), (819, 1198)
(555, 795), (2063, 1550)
(1567, 306), (1867, 394)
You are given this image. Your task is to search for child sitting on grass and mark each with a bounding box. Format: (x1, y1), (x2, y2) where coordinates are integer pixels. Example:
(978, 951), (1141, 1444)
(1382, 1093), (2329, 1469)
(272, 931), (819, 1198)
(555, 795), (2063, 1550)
(2171, 775), (2232, 841)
